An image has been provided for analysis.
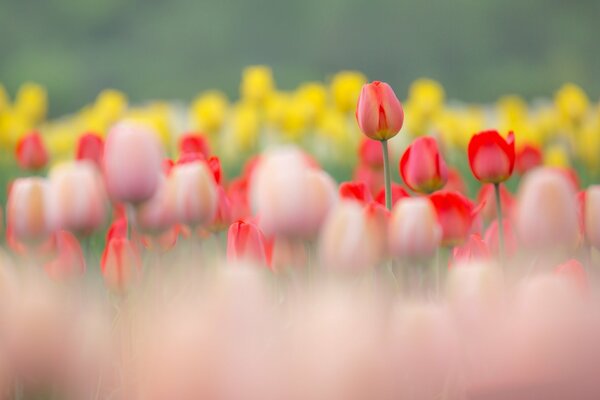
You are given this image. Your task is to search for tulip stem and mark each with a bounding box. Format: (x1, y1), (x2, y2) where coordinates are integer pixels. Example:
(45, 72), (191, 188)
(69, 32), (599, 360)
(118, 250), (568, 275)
(381, 139), (392, 211)
(494, 183), (505, 264)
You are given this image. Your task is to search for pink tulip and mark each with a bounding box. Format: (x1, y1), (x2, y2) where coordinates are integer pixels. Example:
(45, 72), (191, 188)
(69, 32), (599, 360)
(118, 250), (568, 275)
(388, 197), (441, 260)
(358, 138), (384, 168)
(43, 230), (86, 280)
(101, 221), (141, 291)
(169, 160), (218, 227)
(250, 147), (337, 239)
(7, 178), (53, 245)
(48, 160), (107, 235)
(555, 259), (588, 294)
(400, 136), (448, 194)
(16, 131), (48, 170)
(135, 174), (176, 234)
(450, 234), (490, 267)
(514, 168), (579, 250)
(103, 122), (163, 204)
(227, 220), (273, 267)
(355, 81), (404, 141)
(319, 200), (387, 272)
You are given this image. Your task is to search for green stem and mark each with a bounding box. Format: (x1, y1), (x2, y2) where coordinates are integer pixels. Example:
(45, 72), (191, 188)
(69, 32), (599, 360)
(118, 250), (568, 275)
(494, 183), (505, 264)
(381, 139), (392, 211)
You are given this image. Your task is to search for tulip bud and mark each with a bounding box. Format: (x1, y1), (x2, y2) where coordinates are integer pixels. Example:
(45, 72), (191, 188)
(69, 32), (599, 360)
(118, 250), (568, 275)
(75, 133), (104, 167)
(388, 197), (440, 260)
(227, 220), (272, 267)
(355, 81), (404, 141)
(179, 133), (210, 158)
(468, 130), (515, 183)
(429, 190), (476, 246)
(515, 168), (579, 251)
(7, 178), (53, 245)
(101, 237), (141, 291)
(400, 136), (448, 194)
(47, 160), (107, 235)
(16, 131), (48, 170)
(169, 161), (218, 227)
(250, 147), (336, 239)
(319, 201), (387, 272)
(584, 185), (600, 250)
(339, 181), (372, 204)
(375, 183), (409, 207)
(103, 121), (163, 204)
(515, 144), (543, 175)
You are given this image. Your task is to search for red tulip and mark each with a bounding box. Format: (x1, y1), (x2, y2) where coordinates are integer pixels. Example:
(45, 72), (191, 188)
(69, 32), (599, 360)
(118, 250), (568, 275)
(429, 191), (477, 246)
(355, 81), (404, 141)
(227, 220), (273, 267)
(16, 131), (48, 170)
(554, 259), (588, 293)
(228, 177), (251, 221)
(400, 136), (448, 194)
(443, 168), (468, 195)
(339, 181), (373, 204)
(353, 163), (383, 196)
(101, 236), (141, 291)
(212, 186), (233, 231)
(75, 133), (104, 167)
(468, 130), (515, 183)
(358, 138), (384, 168)
(450, 234), (490, 267)
(44, 230), (86, 280)
(515, 144), (542, 175)
(375, 184), (409, 207)
(179, 133), (210, 158)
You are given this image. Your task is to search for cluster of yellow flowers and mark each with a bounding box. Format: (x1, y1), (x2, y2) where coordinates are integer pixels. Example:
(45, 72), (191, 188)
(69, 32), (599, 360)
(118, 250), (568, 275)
(1, 67), (599, 174)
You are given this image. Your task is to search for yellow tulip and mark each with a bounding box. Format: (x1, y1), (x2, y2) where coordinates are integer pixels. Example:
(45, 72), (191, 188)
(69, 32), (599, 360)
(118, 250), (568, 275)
(240, 65), (275, 105)
(191, 90), (229, 134)
(231, 102), (260, 152)
(408, 78), (445, 118)
(295, 82), (327, 120)
(575, 123), (600, 170)
(497, 95), (527, 127)
(544, 144), (570, 168)
(330, 71), (367, 113)
(280, 97), (311, 140)
(14, 82), (47, 124)
(94, 89), (128, 124)
(555, 83), (589, 123)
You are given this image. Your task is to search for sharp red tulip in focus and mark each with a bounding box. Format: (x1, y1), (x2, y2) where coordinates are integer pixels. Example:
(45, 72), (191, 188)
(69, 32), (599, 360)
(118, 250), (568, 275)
(355, 81), (404, 141)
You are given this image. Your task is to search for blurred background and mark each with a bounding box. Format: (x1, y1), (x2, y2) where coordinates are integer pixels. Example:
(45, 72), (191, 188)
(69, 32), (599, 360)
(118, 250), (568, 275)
(1, 0), (599, 116)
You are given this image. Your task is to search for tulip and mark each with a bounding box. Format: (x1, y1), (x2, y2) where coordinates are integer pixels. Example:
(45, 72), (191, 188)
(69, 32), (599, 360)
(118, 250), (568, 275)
(250, 147), (336, 239)
(75, 133), (104, 167)
(47, 160), (107, 235)
(358, 138), (384, 168)
(169, 160), (218, 227)
(443, 168), (468, 195)
(103, 121), (163, 204)
(179, 133), (210, 158)
(240, 65), (274, 104)
(339, 181), (372, 204)
(388, 197), (441, 260)
(515, 144), (543, 175)
(375, 183), (409, 207)
(228, 177), (251, 221)
(191, 90), (229, 133)
(212, 186), (233, 231)
(7, 178), (53, 245)
(101, 236), (141, 291)
(514, 168), (579, 251)
(450, 234), (490, 267)
(400, 136), (448, 194)
(16, 131), (48, 170)
(355, 81), (404, 141)
(468, 130), (515, 184)
(584, 185), (600, 250)
(331, 70), (367, 113)
(429, 191), (477, 246)
(227, 220), (273, 267)
(319, 200), (387, 272)
(353, 163), (384, 196)
(44, 230), (86, 280)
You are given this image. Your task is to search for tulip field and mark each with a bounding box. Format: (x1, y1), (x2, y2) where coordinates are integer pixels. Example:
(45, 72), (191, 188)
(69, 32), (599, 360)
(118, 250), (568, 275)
(2, 67), (600, 399)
